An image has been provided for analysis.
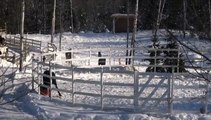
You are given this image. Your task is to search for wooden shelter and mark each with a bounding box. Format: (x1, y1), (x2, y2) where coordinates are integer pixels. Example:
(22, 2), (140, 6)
(111, 14), (135, 33)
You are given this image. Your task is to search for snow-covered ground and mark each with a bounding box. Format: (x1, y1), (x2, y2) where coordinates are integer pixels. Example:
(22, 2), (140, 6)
(1, 30), (211, 120)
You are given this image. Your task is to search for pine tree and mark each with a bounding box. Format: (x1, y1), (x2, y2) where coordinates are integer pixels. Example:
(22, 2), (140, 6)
(146, 36), (165, 72)
(162, 35), (186, 73)
(146, 34), (186, 73)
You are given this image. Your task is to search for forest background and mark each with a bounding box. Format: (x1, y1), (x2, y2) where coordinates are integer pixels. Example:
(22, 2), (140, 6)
(0, 0), (210, 38)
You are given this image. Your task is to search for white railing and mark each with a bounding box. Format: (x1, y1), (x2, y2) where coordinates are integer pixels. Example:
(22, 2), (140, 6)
(32, 60), (173, 113)
(41, 47), (180, 70)
(31, 47), (181, 113)
(5, 36), (42, 51)
(32, 47), (211, 114)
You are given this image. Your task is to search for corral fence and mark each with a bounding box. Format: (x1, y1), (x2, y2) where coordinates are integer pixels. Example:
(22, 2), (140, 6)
(32, 47), (211, 114)
(41, 43), (57, 62)
(5, 36), (42, 51)
(41, 46), (181, 69)
(4, 35), (42, 65)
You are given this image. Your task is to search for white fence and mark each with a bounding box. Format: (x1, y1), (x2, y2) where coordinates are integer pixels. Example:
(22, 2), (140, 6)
(4, 35), (42, 65)
(41, 47), (180, 69)
(32, 61), (173, 113)
(5, 36), (42, 51)
(32, 47), (211, 114)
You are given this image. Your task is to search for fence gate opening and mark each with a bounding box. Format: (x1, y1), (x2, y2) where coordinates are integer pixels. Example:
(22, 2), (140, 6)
(134, 72), (172, 113)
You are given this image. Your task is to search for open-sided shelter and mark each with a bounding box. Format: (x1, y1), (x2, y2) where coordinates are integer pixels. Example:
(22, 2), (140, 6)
(111, 14), (135, 33)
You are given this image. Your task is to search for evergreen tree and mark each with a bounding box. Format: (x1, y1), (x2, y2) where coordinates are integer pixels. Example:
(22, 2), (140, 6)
(146, 34), (186, 73)
(163, 35), (186, 73)
(146, 36), (165, 72)
(0, 0), (209, 35)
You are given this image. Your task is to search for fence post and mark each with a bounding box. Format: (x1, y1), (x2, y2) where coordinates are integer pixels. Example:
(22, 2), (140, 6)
(40, 55), (43, 77)
(109, 48), (111, 70)
(71, 48), (73, 65)
(205, 81), (208, 114)
(205, 72), (210, 114)
(72, 65), (75, 104)
(132, 48), (135, 66)
(37, 62), (41, 95)
(89, 47), (91, 66)
(168, 72), (174, 114)
(134, 71), (139, 112)
(100, 67), (104, 110)
(53, 44), (57, 61)
(177, 47), (180, 73)
(39, 41), (41, 51)
(49, 61), (52, 99)
(32, 59), (35, 91)
(24, 40), (27, 61)
(154, 49), (157, 72)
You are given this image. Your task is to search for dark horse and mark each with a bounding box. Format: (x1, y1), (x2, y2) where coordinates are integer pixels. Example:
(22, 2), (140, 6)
(41, 70), (62, 97)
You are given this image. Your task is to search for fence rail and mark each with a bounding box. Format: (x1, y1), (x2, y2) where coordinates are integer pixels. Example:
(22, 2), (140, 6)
(4, 35), (42, 65)
(5, 36), (41, 51)
(33, 60), (172, 112)
(32, 47), (211, 114)
(41, 47), (180, 72)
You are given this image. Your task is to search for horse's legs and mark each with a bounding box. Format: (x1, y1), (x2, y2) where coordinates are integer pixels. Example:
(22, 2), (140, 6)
(54, 83), (62, 96)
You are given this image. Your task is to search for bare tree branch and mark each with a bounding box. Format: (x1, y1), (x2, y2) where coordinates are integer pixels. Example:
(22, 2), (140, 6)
(165, 28), (211, 64)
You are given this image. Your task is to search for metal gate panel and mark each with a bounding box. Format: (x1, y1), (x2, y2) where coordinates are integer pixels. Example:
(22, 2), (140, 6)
(135, 72), (172, 113)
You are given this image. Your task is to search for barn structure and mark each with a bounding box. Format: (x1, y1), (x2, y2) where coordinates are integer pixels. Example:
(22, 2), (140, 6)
(111, 13), (135, 33)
